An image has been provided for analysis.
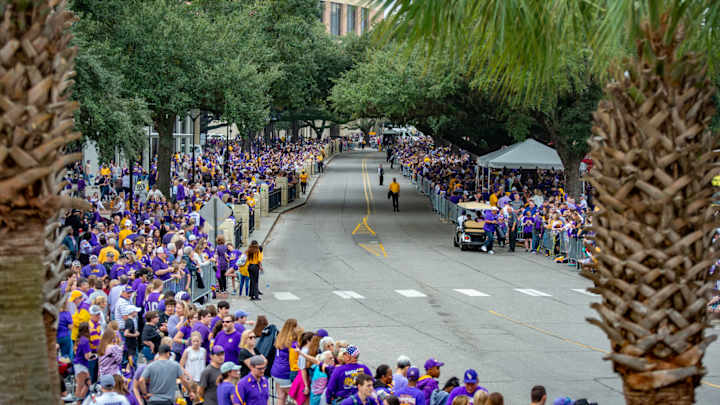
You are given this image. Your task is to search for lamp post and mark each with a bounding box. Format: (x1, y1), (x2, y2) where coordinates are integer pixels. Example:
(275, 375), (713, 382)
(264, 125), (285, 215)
(189, 109), (201, 184)
(224, 121), (230, 174)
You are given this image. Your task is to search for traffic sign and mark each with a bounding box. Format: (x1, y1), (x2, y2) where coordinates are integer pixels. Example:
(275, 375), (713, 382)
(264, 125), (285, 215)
(199, 196), (233, 244)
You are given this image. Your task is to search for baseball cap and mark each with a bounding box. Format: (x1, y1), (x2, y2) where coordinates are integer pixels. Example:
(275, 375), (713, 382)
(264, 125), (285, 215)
(424, 358), (444, 370)
(235, 310), (248, 319)
(124, 219), (132, 227)
(99, 374), (115, 388)
(407, 367), (420, 381)
(69, 290), (84, 302)
(175, 291), (191, 302)
(123, 285), (134, 293)
(144, 219), (151, 225)
(220, 362), (241, 373)
(156, 247), (165, 254)
(89, 305), (102, 315)
(89, 255), (98, 263)
(72, 260), (81, 267)
(121, 305), (141, 316)
(463, 369), (478, 384)
(212, 346), (225, 355)
(188, 234), (197, 241)
(316, 329), (328, 338)
(553, 398), (572, 405)
(345, 345), (359, 357)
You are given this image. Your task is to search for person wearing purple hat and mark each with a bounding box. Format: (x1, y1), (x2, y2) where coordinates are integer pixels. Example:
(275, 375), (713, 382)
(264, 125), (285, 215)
(395, 367), (425, 405)
(446, 369), (487, 405)
(316, 329), (329, 338)
(326, 345), (372, 404)
(417, 358), (444, 403)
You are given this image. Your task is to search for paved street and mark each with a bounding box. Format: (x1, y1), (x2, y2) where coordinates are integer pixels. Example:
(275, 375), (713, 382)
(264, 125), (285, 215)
(228, 150), (720, 404)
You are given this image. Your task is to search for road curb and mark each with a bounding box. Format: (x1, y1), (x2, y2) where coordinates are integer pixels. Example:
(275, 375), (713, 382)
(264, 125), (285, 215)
(261, 151), (341, 245)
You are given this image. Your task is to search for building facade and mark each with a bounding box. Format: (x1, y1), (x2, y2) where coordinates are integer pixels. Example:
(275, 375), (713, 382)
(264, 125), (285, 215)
(320, 0), (381, 36)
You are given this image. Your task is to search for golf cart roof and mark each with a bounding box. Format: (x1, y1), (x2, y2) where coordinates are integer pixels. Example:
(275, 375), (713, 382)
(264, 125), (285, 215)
(458, 201), (493, 211)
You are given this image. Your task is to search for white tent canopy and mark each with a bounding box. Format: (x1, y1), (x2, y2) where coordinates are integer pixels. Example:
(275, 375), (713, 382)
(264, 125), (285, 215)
(476, 138), (564, 170)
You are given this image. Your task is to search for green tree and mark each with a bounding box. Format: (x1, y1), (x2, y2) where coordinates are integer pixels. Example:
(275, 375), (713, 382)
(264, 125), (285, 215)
(86, 0), (271, 196)
(377, 1), (720, 402)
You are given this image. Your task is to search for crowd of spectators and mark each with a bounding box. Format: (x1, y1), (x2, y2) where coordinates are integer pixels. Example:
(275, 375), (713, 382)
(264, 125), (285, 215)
(394, 136), (592, 260)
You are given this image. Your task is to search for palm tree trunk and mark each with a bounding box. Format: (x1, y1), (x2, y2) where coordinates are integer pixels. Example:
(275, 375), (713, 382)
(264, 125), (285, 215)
(0, 222), (57, 404)
(624, 381), (695, 405)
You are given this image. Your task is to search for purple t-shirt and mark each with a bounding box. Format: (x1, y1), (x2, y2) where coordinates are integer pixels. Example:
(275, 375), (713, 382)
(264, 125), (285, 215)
(145, 292), (161, 312)
(73, 336), (91, 368)
(151, 256), (170, 281)
(396, 386), (425, 405)
(133, 280), (147, 308)
(446, 385), (488, 405)
(214, 330), (243, 364)
(483, 212), (497, 233)
(191, 322), (211, 352)
(217, 381), (235, 405)
(325, 363), (373, 403)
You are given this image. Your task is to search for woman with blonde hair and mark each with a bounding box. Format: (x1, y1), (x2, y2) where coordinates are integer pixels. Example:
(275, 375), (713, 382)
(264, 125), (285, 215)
(98, 328), (123, 377)
(238, 329), (261, 377)
(472, 390), (489, 405)
(271, 318), (299, 405)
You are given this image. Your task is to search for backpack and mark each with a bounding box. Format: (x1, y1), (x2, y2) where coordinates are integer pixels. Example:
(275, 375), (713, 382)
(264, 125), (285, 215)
(255, 324), (278, 377)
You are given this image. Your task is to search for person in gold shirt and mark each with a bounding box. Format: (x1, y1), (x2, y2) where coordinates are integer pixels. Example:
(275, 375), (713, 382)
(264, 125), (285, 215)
(388, 178), (400, 212)
(299, 171), (308, 194)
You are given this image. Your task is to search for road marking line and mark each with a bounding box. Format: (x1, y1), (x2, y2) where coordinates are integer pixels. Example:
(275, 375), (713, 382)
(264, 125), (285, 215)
(488, 309), (720, 391)
(454, 289), (490, 297)
(273, 292), (300, 301)
(376, 242), (388, 257)
(395, 289), (427, 298)
(358, 243), (381, 256)
(333, 290), (365, 299)
(514, 288), (552, 297)
(352, 216), (376, 235)
(571, 288), (599, 297)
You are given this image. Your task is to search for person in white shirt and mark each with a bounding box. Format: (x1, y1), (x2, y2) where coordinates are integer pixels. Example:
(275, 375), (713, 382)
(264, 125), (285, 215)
(180, 332), (207, 382)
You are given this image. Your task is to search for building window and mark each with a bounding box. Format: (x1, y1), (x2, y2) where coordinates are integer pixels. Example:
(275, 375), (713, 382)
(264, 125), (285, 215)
(361, 7), (369, 34)
(346, 5), (356, 35)
(330, 2), (342, 36)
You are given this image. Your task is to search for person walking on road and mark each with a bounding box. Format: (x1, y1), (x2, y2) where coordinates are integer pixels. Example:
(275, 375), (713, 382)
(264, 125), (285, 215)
(388, 179), (400, 212)
(300, 171), (308, 194)
(378, 165), (384, 186)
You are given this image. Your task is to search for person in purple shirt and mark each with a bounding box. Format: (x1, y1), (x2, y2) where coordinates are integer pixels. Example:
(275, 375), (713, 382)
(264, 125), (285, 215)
(110, 254), (128, 280)
(132, 270), (149, 309)
(339, 374), (378, 405)
(211, 301), (231, 331)
(395, 367), (425, 405)
(416, 358), (443, 404)
(81, 256), (107, 279)
(218, 362), (241, 405)
(446, 370), (487, 405)
(232, 355), (269, 405)
(151, 247), (172, 281)
(480, 208), (498, 254)
(214, 314), (244, 364)
(326, 346), (372, 404)
(192, 309), (213, 354)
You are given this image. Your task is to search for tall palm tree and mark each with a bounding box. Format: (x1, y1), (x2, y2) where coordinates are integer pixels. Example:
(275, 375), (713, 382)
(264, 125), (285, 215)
(376, 0), (720, 403)
(0, 1), (87, 403)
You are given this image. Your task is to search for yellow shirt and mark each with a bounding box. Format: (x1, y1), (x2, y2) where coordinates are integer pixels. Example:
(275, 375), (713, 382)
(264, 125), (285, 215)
(118, 228), (133, 248)
(300, 173), (308, 182)
(289, 347), (299, 371)
(71, 308), (90, 341)
(489, 193), (498, 207)
(247, 251), (263, 265)
(98, 245), (120, 264)
(100, 167), (111, 176)
(389, 182), (400, 193)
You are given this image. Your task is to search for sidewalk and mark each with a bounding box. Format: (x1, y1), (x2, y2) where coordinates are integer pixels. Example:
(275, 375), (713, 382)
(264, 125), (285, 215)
(252, 151), (340, 246)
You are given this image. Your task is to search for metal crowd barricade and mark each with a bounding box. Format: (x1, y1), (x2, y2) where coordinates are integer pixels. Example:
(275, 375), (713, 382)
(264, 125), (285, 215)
(190, 262), (214, 303)
(163, 276), (186, 294)
(268, 189), (282, 211)
(447, 201), (459, 224)
(566, 237), (585, 263)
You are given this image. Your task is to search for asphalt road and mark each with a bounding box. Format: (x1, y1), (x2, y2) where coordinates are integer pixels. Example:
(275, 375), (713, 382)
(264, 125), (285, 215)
(228, 150), (720, 404)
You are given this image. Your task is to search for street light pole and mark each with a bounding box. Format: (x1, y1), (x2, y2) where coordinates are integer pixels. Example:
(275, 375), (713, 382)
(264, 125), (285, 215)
(225, 121), (230, 175)
(189, 109), (201, 185)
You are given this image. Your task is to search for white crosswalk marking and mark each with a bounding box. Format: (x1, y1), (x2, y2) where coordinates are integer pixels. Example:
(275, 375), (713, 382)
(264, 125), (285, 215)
(571, 288), (599, 297)
(453, 289), (490, 297)
(395, 289), (427, 298)
(333, 290), (365, 299)
(273, 292), (300, 301)
(514, 288), (552, 297)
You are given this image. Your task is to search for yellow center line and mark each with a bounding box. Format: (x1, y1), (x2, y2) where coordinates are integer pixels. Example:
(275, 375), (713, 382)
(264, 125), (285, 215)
(488, 310), (720, 390)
